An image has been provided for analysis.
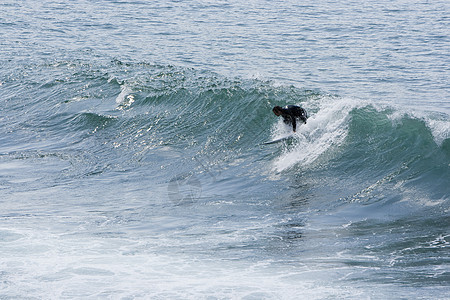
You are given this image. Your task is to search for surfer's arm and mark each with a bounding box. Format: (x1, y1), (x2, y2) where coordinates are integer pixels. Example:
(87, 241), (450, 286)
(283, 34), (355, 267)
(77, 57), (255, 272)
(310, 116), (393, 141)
(292, 117), (297, 132)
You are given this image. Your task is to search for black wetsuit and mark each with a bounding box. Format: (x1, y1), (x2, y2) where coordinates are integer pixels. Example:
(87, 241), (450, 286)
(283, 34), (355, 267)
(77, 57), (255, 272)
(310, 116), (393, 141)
(280, 105), (308, 132)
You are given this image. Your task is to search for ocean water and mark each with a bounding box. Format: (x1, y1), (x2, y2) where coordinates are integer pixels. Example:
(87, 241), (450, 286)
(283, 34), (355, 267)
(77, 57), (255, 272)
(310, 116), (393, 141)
(1, 0), (449, 299)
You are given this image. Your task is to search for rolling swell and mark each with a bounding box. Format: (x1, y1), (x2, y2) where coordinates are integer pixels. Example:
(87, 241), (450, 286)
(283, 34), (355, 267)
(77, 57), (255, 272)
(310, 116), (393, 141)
(337, 106), (449, 199)
(1, 59), (448, 202)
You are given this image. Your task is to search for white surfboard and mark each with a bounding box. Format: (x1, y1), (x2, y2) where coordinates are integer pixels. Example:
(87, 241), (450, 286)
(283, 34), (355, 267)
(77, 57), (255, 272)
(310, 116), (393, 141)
(262, 134), (295, 145)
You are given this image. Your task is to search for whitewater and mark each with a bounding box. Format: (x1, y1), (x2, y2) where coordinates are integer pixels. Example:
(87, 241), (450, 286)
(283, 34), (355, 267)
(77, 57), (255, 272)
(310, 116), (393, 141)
(1, 0), (449, 299)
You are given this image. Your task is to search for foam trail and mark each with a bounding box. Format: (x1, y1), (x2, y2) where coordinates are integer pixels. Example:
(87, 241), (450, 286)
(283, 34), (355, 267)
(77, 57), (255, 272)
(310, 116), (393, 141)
(427, 118), (450, 146)
(115, 85), (135, 108)
(273, 97), (365, 172)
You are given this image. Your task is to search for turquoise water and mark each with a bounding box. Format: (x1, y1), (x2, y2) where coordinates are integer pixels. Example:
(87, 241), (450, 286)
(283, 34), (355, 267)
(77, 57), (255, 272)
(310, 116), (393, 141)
(1, 0), (449, 298)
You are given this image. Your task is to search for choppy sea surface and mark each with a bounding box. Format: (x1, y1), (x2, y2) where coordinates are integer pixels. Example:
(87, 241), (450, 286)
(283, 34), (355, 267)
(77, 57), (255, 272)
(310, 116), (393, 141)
(1, 0), (449, 298)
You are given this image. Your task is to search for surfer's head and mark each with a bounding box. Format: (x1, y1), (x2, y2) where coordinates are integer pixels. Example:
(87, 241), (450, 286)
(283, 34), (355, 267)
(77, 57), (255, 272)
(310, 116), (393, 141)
(273, 106), (283, 116)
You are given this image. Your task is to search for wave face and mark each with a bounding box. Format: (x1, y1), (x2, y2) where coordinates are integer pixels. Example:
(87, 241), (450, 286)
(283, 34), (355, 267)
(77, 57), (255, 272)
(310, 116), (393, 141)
(4, 60), (447, 189)
(1, 60), (449, 298)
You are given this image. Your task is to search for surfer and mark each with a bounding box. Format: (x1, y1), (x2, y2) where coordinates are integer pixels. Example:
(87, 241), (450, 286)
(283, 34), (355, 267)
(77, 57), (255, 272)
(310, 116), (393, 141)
(272, 105), (308, 132)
